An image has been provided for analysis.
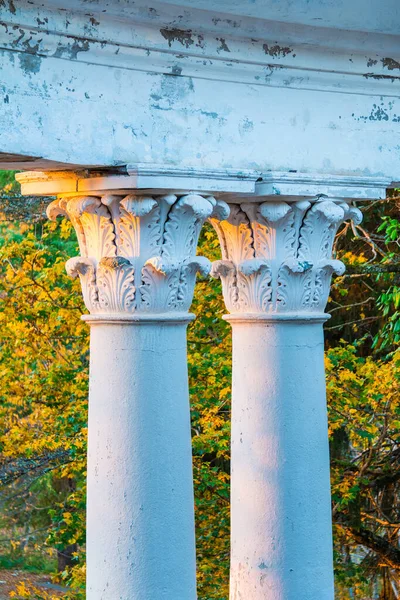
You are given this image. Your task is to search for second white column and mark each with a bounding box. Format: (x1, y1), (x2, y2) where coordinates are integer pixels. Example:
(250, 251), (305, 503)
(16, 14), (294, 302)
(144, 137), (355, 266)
(211, 198), (362, 600)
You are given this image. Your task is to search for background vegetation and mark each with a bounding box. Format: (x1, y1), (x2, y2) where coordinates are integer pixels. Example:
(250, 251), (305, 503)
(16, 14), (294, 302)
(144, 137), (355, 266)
(0, 171), (399, 599)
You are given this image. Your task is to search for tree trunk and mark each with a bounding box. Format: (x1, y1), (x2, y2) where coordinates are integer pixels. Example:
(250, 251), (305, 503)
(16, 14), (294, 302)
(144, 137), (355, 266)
(58, 544), (78, 572)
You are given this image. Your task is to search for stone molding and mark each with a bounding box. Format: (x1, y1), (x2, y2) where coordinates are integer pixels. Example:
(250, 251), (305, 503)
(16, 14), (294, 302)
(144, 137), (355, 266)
(210, 197), (362, 316)
(3, 2), (400, 98)
(17, 166), (258, 196)
(47, 193), (229, 316)
(17, 168), (391, 199)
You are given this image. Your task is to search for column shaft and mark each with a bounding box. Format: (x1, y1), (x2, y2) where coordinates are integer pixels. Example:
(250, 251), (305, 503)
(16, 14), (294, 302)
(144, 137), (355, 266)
(229, 318), (334, 600)
(86, 319), (196, 599)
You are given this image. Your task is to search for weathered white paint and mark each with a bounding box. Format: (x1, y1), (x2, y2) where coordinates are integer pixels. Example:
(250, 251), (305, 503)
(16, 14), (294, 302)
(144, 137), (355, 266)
(86, 317), (197, 600)
(16, 168), (391, 202)
(1, 0), (399, 182)
(44, 190), (229, 598)
(228, 317), (334, 600)
(16, 166), (259, 197)
(210, 196), (362, 599)
(143, 0), (400, 35)
(2, 0), (399, 596)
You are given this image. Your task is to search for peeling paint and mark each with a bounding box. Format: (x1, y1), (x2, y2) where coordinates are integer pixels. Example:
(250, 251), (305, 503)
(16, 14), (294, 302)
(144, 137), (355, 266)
(239, 117), (254, 134)
(263, 43), (293, 58)
(363, 73), (398, 82)
(150, 74), (194, 111)
(18, 52), (42, 75)
(0, 0), (16, 15)
(212, 17), (241, 28)
(1, 0), (399, 182)
(53, 39), (90, 59)
(22, 39), (42, 55)
(226, 18), (241, 28)
(382, 57), (400, 71)
(216, 37), (230, 53)
(353, 101), (400, 123)
(160, 27), (204, 49)
(199, 109), (220, 120)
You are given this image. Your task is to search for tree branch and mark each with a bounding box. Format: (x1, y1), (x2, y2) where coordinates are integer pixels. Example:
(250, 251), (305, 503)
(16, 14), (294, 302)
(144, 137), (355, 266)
(341, 524), (400, 571)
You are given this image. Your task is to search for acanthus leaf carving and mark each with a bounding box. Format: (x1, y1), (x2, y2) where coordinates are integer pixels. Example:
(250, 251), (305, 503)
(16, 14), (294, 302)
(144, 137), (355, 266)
(237, 260), (272, 313)
(210, 196), (362, 316)
(188, 256), (212, 279)
(258, 201), (292, 223)
(118, 196), (160, 260)
(210, 260), (235, 279)
(145, 256), (178, 276)
(48, 196), (116, 261)
(282, 258), (314, 274)
(96, 257), (136, 313)
(211, 199), (230, 222)
(47, 198), (67, 221)
(297, 198), (345, 264)
(337, 201), (363, 225)
(238, 258), (269, 277)
(144, 254), (211, 278)
(276, 263), (313, 312)
(65, 256), (99, 312)
(162, 194), (215, 265)
(49, 193), (224, 316)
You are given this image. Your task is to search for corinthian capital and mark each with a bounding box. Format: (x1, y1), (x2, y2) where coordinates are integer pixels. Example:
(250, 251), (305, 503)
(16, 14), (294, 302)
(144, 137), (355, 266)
(210, 197), (362, 316)
(47, 193), (228, 316)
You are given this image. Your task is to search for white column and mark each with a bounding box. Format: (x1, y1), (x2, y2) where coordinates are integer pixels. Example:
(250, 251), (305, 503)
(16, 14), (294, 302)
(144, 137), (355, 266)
(210, 198), (362, 600)
(47, 192), (228, 600)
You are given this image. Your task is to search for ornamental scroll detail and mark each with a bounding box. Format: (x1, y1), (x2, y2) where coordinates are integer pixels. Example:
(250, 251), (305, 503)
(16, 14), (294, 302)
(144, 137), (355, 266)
(209, 197), (362, 314)
(47, 194), (229, 314)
